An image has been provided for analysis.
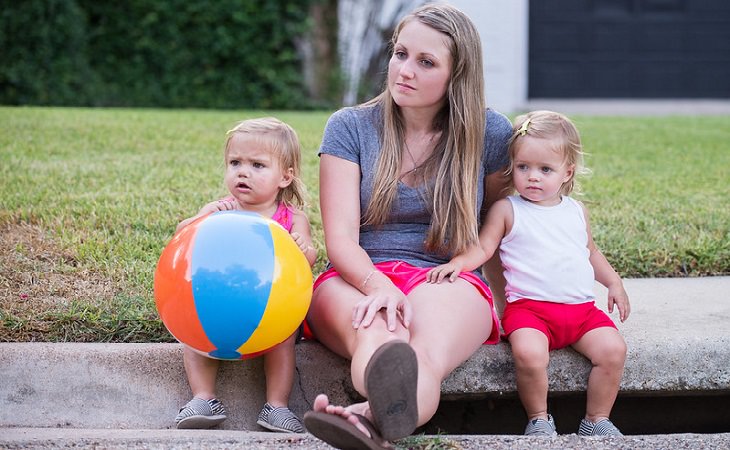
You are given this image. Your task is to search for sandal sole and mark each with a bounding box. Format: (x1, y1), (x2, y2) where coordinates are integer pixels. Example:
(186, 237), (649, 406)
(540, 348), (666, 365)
(364, 341), (418, 440)
(303, 411), (391, 450)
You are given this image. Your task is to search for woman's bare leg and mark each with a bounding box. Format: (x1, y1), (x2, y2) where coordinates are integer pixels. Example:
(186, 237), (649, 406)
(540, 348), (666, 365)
(307, 276), (410, 397)
(306, 276), (492, 429)
(405, 279), (492, 424)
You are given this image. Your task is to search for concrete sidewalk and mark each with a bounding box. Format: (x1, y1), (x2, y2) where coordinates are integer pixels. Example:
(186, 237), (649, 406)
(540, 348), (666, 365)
(1, 276), (729, 448)
(3, 428), (730, 450)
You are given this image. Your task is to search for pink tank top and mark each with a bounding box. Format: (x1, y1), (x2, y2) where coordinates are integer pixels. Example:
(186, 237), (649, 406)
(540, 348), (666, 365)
(220, 198), (294, 233)
(270, 202), (294, 232)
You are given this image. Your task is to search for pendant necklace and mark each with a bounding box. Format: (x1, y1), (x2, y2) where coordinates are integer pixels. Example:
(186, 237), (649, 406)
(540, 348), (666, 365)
(403, 141), (421, 176)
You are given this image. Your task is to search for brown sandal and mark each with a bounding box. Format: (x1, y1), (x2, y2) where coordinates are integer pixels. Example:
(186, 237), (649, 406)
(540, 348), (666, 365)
(364, 341), (419, 440)
(303, 411), (393, 450)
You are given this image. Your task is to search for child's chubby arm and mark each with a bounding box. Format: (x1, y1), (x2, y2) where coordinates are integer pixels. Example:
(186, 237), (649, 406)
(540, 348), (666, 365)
(289, 208), (317, 267)
(175, 198), (238, 232)
(427, 198), (512, 284)
(580, 202), (631, 322)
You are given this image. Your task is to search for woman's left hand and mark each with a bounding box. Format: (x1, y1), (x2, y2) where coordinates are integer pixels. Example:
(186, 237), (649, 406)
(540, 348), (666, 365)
(352, 282), (412, 332)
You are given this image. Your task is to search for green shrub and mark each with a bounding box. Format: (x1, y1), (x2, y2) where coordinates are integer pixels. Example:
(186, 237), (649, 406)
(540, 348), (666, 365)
(0, 0), (100, 105)
(0, 0), (315, 109)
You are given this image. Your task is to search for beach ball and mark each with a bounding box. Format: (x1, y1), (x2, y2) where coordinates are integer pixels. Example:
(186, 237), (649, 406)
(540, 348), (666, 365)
(154, 210), (312, 360)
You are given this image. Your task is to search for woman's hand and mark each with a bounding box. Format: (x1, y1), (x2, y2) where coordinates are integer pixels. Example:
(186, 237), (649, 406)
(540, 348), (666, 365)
(352, 278), (412, 332)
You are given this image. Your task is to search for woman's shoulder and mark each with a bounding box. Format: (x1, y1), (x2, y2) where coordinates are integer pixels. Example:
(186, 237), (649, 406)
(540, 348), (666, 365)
(329, 103), (381, 125)
(482, 109), (512, 171)
(323, 104), (381, 151)
(485, 108), (513, 138)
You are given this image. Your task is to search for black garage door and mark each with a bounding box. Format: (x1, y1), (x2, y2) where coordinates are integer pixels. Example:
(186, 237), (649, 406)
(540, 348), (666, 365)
(529, 0), (730, 98)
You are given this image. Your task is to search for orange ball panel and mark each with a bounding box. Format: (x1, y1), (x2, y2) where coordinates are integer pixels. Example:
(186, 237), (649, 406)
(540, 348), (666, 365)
(154, 217), (215, 353)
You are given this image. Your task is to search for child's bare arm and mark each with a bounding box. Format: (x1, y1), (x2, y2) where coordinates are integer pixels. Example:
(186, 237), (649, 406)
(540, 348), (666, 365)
(290, 209), (316, 267)
(427, 198), (511, 283)
(581, 203), (630, 322)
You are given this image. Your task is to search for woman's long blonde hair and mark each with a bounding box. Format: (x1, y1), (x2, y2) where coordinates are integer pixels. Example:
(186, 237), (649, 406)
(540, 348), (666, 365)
(225, 117), (307, 208)
(363, 3), (486, 255)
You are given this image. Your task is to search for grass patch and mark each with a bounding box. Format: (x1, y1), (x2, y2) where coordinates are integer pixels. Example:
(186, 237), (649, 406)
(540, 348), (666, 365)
(0, 107), (728, 342)
(395, 434), (464, 449)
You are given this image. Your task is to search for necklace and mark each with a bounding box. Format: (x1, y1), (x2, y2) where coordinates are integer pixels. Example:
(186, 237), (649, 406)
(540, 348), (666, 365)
(403, 141), (421, 176)
(402, 132), (436, 176)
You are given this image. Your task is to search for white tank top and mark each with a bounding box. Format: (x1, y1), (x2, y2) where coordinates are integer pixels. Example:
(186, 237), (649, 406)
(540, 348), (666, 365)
(500, 195), (595, 304)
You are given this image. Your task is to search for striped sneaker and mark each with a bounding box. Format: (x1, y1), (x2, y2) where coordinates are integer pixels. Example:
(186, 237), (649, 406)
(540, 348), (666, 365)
(578, 418), (623, 436)
(524, 414), (557, 436)
(257, 403), (306, 433)
(174, 397), (227, 429)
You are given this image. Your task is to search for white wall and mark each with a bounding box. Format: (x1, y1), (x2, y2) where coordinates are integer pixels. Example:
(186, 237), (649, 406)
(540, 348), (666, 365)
(447, 0), (528, 114)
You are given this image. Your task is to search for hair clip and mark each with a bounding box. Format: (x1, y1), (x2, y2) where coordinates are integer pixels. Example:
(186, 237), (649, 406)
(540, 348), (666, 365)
(518, 118), (531, 137)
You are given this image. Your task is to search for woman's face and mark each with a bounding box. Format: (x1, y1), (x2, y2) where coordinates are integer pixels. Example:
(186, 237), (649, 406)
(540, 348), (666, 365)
(388, 20), (452, 111)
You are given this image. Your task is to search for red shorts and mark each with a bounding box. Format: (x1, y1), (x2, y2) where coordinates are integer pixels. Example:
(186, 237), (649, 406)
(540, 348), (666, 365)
(303, 260), (500, 344)
(501, 299), (617, 351)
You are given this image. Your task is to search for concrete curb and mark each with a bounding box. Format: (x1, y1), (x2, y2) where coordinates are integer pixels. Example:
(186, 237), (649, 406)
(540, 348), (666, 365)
(1, 277), (729, 434)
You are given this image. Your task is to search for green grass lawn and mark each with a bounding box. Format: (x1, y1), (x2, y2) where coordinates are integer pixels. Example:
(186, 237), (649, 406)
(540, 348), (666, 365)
(0, 107), (728, 342)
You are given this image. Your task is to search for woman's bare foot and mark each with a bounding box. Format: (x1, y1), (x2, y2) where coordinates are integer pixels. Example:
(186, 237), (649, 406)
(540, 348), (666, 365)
(312, 394), (373, 438)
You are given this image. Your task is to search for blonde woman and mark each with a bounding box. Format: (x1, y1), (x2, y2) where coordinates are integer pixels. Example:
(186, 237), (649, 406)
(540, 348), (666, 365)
(302, 3), (512, 448)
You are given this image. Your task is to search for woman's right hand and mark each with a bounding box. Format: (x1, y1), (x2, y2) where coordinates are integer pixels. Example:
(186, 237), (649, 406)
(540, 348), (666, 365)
(352, 279), (412, 332)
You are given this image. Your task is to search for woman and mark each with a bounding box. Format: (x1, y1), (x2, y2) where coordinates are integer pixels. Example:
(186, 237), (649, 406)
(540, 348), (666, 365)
(303, 4), (512, 448)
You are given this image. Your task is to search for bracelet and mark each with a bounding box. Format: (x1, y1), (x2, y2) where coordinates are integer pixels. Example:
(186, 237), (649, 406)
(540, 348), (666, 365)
(360, 269), (376, 290)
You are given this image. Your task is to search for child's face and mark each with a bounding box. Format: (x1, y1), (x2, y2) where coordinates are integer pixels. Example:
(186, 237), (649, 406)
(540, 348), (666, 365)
(224, 134), (292, 210)
(512, 136), (574, 206)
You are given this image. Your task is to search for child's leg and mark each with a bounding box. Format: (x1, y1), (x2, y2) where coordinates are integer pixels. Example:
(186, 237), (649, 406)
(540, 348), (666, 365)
(176, 346), (227, 429)
(571, 327), (627, 422)
(183, 345), (221, 399)
(263, 332), (298, 407)
(508, 328), (551, 420)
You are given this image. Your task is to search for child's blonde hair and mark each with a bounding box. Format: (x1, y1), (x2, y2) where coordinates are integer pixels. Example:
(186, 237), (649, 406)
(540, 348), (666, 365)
(225, 117), (307, 208)
(506, 110), (590, 196)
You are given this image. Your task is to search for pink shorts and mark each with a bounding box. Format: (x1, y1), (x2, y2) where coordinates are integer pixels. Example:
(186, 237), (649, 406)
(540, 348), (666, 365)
(303, 260), (500, 344)
(501, 299), (617, 351)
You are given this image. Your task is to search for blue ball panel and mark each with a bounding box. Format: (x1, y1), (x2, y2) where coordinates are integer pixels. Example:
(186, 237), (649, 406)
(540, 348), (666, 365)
(190, 211), (274, 359)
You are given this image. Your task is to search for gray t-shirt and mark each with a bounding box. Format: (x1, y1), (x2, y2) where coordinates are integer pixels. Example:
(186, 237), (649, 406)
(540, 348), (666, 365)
(319, 103), (512, 267)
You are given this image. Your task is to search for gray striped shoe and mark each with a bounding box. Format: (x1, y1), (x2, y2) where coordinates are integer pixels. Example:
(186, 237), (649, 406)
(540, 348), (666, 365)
(175, 397), (227, 429)
(524, 414), (558, 436)
(257, 403), (306, 433)
(578, 418), (623, 436)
